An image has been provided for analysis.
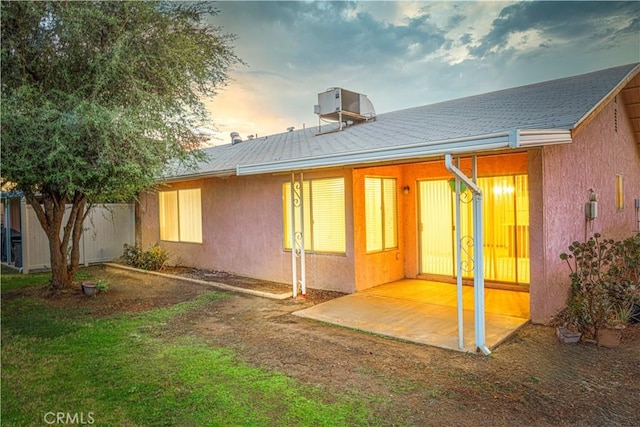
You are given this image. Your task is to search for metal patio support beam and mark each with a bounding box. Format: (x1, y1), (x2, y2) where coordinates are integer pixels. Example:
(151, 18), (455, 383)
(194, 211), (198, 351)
(445, 154), (491, 355)
(289, 172), (306, 298)
(453, 157), (464, 350)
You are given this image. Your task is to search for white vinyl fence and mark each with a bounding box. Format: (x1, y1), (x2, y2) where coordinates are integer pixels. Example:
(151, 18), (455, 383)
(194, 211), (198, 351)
(20, 202), (134, 273)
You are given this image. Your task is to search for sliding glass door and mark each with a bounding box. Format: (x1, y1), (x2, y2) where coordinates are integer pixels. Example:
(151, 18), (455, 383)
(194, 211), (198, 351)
(418, 175), (530, 284)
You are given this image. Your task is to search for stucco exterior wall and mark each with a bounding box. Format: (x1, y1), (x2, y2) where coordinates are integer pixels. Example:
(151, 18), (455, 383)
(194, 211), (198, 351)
(352, 165), (405, 291)
(140, 170), (355, 293)
(530, 96), (640, 323)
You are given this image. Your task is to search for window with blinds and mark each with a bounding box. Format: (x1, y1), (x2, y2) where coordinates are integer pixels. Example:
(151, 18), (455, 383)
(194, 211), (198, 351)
(616, 174), (624, 211)
(158, 188), (202, 243)
(419, 174), (530, 284)
(365, 177), (398, 253)
(283, 177), (345, 254)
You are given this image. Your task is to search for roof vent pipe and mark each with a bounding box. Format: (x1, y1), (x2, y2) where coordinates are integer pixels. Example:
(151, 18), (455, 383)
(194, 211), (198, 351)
(230, 132), (242, 145)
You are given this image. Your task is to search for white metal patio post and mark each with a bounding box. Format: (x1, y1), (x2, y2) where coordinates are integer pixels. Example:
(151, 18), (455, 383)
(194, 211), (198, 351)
(454, 157), (464, 350)
(289, 172), (306, 298)
(445, 154), (490, 355)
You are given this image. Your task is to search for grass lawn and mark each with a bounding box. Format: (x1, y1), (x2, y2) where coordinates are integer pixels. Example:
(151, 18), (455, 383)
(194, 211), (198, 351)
(1, 272), (374, 426)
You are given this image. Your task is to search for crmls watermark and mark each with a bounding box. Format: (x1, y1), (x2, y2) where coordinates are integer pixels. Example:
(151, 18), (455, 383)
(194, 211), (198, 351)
(43, 412), (95, 425)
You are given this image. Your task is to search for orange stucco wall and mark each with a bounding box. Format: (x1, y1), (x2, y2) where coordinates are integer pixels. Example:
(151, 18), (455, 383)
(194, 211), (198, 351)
(352, 153), (529, 290)
(529, 96), (640, 323)
(352, 165), (406, 291)
(140, 170), (355, 292)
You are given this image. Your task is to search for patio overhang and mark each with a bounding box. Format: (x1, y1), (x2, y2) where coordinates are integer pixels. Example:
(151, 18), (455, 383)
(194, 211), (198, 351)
(236, 129), (571, 176)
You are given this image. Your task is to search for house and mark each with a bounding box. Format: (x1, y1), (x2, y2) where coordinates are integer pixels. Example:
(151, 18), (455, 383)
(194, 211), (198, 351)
(138, 63), (640, 327)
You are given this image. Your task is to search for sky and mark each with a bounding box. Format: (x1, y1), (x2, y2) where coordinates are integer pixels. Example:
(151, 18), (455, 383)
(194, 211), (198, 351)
(201, 1), (640, 145)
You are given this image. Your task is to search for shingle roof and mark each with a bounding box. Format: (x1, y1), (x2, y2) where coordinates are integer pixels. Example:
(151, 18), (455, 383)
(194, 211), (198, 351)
(174, 63), (639, 179)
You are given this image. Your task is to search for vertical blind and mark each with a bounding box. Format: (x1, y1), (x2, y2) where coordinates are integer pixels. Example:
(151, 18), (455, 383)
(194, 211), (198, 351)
(365, 177), (398, 252)
(159, 191), (179, 242)
(178, 189), (203, 243)
(283, 177), (345, 253)
(158, 189), (202, 243)
(419, 175), (530, 284)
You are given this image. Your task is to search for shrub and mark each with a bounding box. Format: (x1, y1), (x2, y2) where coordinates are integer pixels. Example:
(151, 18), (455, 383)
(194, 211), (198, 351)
(556, 233), (640, 339)
(121, 244), (169, 271)
(122, 244), (143, 267)
(141, 245), (170, 271)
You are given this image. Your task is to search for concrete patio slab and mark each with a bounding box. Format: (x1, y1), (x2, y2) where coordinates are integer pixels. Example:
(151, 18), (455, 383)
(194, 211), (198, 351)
(294, 280), (530, 353)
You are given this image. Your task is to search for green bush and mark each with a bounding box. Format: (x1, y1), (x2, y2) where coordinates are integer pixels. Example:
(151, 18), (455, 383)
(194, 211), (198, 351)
(556, 233), (640, 339)
(121, 244), (169, 271)
(142, 245), (170, 271)
(122, 244), (143, 267)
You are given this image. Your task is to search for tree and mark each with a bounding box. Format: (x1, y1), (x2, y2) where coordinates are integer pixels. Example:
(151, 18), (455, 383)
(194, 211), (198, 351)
(1, 1), (240, 289)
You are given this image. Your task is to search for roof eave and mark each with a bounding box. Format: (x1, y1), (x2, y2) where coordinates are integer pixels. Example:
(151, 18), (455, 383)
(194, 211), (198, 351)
(160, 169), (236, 183)
(572, 63), (640, 136)
(236, 129), (572, 176)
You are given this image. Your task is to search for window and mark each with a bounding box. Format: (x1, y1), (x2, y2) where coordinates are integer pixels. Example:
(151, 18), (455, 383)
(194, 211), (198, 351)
(159, 189), (202, 243)
(616, 174), (624, 211)
(419, 174), (530, 284)
(283, 177), (345, 253)
(365, 177), (398, 252)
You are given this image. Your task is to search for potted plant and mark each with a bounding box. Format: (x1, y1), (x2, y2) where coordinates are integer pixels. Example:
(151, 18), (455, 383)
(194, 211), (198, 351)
(597, 304), (633, 348)
(81, 281), (97, 296)
(81, 279), (108, 296)
(556, 233), (639, 346)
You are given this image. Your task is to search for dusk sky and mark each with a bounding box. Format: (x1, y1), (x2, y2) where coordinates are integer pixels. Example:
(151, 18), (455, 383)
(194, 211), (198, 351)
(202, 1), (639, 145)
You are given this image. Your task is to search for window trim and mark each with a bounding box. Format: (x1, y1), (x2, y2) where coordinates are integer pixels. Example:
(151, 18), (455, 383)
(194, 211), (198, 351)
(158, 188), (203, 244)
(364, 176), (398, 254)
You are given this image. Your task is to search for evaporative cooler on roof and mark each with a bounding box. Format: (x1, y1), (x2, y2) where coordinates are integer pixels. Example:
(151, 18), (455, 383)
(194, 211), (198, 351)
(314, 88), (376, 132)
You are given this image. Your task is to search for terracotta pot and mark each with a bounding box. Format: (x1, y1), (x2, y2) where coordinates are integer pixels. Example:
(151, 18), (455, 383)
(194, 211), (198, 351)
(597, 326), (624, 348)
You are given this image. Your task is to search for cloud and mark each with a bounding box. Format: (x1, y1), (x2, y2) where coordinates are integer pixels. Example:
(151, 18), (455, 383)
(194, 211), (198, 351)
(468, 1), (640, 58)
(204, 1), (639, 142)
(215, 1), (450, 73)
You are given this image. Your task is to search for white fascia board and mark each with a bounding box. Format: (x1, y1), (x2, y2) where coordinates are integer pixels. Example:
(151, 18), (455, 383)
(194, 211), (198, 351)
(235, 129), (573, 176)
(161, 169), (235, 183)
(518, 129), (572, 147)
(237, 132), (512, 176)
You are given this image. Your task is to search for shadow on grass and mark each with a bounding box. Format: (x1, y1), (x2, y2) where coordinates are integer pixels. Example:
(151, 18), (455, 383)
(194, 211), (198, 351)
(1, 298), (84, 339)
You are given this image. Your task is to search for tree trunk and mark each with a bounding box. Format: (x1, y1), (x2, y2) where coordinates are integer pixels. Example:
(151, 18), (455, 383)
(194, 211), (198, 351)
(26, 190), (88, 290)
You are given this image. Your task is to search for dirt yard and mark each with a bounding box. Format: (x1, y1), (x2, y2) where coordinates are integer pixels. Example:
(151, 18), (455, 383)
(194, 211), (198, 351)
(21, 265), (640, 426)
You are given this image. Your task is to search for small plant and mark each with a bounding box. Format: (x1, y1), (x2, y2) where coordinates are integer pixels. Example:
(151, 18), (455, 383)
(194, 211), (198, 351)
(121, 244), (169, 271)
(95, 279), (109, 293)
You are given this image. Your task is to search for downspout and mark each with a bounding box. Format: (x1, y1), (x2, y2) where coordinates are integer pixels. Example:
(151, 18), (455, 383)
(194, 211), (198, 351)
(445, 154), (491, 355)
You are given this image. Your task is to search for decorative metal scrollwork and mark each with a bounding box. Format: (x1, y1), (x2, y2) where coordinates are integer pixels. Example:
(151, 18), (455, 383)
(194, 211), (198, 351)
(294, 231), (303, 257)
(459, 189), (472, 204)
(292, 182), (302, 208)
(460, 235), (475, 273)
